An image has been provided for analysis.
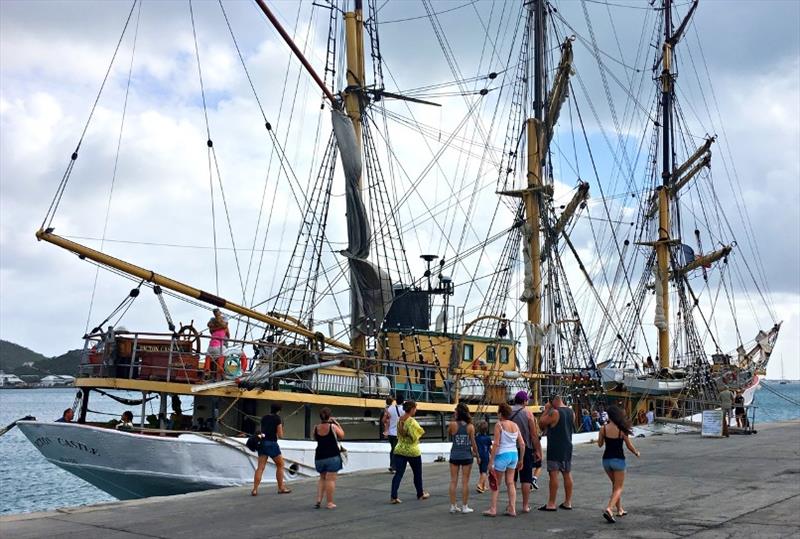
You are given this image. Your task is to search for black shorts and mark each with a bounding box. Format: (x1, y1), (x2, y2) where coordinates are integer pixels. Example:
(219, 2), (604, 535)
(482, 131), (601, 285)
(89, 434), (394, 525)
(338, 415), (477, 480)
(449, 458), (473, 466)
(514, 447), (534, 484)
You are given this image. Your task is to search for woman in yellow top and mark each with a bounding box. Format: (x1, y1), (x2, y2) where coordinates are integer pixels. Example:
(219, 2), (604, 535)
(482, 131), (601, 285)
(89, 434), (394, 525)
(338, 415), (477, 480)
(390, 400), (430, 503)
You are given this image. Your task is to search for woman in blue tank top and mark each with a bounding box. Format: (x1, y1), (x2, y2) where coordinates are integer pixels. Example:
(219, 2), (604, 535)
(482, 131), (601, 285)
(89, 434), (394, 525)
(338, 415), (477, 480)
(597, 405), (641, 523)
(448, 402), (479, 514)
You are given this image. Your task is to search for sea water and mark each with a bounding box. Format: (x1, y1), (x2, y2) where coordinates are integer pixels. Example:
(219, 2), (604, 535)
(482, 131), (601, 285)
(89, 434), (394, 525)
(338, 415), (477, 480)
(1, 383), (799, 515)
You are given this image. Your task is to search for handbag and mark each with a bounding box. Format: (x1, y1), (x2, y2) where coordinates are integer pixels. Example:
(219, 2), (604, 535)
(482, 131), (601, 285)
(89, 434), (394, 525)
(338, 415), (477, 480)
(245, 434), (262, 452)
(330, 422), (348, 464)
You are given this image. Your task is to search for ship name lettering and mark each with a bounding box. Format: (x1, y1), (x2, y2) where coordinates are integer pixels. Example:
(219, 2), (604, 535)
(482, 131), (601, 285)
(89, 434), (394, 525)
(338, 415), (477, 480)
(34, 436), (52, 448)
(56, 437), (99, 455)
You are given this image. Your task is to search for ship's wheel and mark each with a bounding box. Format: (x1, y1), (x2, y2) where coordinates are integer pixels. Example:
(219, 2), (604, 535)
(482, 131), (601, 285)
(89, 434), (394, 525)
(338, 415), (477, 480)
(177, 323), (201, 354)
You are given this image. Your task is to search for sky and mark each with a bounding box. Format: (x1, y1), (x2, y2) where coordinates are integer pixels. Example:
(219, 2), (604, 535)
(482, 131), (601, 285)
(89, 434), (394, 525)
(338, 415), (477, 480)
(1, 0), (798, 379)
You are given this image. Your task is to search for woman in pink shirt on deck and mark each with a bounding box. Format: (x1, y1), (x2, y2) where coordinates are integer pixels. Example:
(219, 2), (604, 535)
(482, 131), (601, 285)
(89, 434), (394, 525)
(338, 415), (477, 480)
(206, 308), (229, 380)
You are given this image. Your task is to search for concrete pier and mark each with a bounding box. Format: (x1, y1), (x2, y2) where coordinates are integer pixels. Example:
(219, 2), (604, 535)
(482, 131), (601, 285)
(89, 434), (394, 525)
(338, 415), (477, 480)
(2, 421), (798, 538)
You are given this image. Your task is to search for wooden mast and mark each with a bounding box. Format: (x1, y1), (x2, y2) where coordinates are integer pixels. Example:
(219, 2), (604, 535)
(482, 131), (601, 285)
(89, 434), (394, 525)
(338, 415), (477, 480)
(35, 229), (352, 351)
(523, 0), (546, 406)
(657, 0), (673, 369)
(344, 0), (367, 356)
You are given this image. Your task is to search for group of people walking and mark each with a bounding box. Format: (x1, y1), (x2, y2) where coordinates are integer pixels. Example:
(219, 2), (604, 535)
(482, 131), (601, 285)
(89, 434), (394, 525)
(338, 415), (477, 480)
(251, 393), (640, 523)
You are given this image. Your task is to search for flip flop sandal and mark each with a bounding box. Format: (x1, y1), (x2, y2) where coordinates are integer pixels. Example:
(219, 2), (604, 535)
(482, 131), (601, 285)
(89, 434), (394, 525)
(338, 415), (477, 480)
(617, 510), (628, 517)
(418, 492), (430, 500)
(482, 510), (497, 517)
(314, 501), (321, 509)
(278, 488), (292, 494)
(504, 511), (517, 517)
(559, 503), (573, 510)
(603, 509), (616, 523)
(390, 498), (402, 504)
(538, 505), (557, 511)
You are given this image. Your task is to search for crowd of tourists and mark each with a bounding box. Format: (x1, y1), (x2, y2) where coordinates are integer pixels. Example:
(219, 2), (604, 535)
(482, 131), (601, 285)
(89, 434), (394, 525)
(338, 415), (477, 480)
(249, 391), (641, 523)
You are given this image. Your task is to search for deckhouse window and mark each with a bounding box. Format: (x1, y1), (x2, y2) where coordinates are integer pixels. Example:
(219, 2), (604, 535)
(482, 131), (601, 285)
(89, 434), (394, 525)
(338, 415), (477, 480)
(463, 343), (474, 362)
(486, 346), (496, 363)
(500, 346), (509, 364)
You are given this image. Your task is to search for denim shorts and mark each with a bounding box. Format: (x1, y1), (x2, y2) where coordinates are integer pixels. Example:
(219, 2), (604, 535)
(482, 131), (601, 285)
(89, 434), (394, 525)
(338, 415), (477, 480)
(602, 458), (626, 472)
(479, 458), (489, 474)
(315, 455), (343, 473)
(494, 451), (518, 472)
(258, 440), (281, 458)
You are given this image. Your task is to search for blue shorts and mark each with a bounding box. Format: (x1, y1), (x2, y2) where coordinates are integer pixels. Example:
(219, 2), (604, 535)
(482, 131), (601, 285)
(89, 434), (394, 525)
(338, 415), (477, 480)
(493, 451), (518, 472)
(602, 458), (626, 472)
(315, 455), (343, 473)
(258, 440), (281, 458)
(479, 457), (489, 474)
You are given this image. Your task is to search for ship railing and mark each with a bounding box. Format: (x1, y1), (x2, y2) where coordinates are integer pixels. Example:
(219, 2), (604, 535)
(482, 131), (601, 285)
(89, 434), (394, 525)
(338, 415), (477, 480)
(78, 330), (453, 402)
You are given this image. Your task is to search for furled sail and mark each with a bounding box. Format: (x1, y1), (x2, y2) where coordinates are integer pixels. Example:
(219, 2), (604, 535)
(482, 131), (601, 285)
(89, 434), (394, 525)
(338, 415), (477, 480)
(331, 109), (393, 339)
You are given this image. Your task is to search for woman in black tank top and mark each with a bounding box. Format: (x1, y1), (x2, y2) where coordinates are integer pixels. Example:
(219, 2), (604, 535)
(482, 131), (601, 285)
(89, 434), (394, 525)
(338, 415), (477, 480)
(596, 405), (641, 523)
(313, 407), (345, 509)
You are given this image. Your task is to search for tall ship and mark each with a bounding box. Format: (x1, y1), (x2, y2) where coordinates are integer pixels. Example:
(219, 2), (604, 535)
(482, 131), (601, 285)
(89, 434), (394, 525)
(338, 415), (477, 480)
(17, 0), (779, 499)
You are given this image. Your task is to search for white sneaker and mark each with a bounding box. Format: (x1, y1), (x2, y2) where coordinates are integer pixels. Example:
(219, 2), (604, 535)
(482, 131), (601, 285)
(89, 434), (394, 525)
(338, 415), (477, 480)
(449, 504), (460, 514)
(461, 505), (474, 514)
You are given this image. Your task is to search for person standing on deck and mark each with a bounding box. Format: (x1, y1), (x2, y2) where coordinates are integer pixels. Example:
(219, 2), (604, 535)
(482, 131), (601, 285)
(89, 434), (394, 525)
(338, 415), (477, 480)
(382, 395), (403, 473)
(510, 391), (543, 513)
(719, 387), (733, 437)
(734, 390), (747, 428)
(251, 403), (291, 496)
(206, 309), (230, 380)
(538, 394), (575, 511)
(646, 404), (655, 425)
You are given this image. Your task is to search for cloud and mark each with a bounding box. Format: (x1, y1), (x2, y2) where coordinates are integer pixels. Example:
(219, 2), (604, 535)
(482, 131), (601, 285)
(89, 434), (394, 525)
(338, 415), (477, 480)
(1, 0), (798, 382)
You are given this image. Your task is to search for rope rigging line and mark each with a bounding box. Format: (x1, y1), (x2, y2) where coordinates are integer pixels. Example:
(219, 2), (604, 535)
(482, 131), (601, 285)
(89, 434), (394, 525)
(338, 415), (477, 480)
(84, 0), (143, 336)
(188, 0), (220, 295)
(42, 0), (139, 231)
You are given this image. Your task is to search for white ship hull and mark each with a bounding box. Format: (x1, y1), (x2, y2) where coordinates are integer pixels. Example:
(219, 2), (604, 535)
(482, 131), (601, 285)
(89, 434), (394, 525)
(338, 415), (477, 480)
(15, 421), (452, 500)
(17, 420), (623, 501)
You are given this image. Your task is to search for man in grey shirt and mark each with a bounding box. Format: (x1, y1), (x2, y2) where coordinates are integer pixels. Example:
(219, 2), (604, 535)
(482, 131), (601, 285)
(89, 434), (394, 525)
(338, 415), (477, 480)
(719, 387), (733, 437)
(510, 391), (543, 513)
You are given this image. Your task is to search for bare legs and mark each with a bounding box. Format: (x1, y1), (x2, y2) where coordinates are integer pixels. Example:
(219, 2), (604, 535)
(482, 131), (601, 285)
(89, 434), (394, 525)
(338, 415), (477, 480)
(449, 464), (459, 506)
(317, 471), (337, 509)
(520, 482), (531, 512)
(605, 470), (626, 515)
(448, 464), (473, 508)
(274, 455), (289, 492)
(461, 465), (472, 507)
(563, 471), (573, 507)
(252, 455), (268, 496)
(504, 468), (517, 516)
(251, 454), (288, 496)
(545, 470), (572, 509)
(546, 470), (559, 509)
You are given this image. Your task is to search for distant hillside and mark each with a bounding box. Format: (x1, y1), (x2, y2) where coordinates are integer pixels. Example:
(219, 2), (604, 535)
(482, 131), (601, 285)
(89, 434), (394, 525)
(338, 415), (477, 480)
(0, 340), (82, 377)
(0, 340), (48, 372)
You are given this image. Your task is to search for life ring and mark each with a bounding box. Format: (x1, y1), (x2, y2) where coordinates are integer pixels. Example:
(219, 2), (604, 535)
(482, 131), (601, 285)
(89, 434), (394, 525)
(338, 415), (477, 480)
(721, 371), (736, 386)
(223, 355), (242, 379)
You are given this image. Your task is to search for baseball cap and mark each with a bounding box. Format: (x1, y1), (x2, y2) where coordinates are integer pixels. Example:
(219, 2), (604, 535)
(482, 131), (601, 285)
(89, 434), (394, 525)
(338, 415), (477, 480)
(514, 390), (529, 402)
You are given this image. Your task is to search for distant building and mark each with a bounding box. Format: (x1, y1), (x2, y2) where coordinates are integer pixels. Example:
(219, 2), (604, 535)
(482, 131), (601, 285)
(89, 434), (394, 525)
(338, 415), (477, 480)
(0, 373), (25, 387)
(40, 375), (76, 387)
